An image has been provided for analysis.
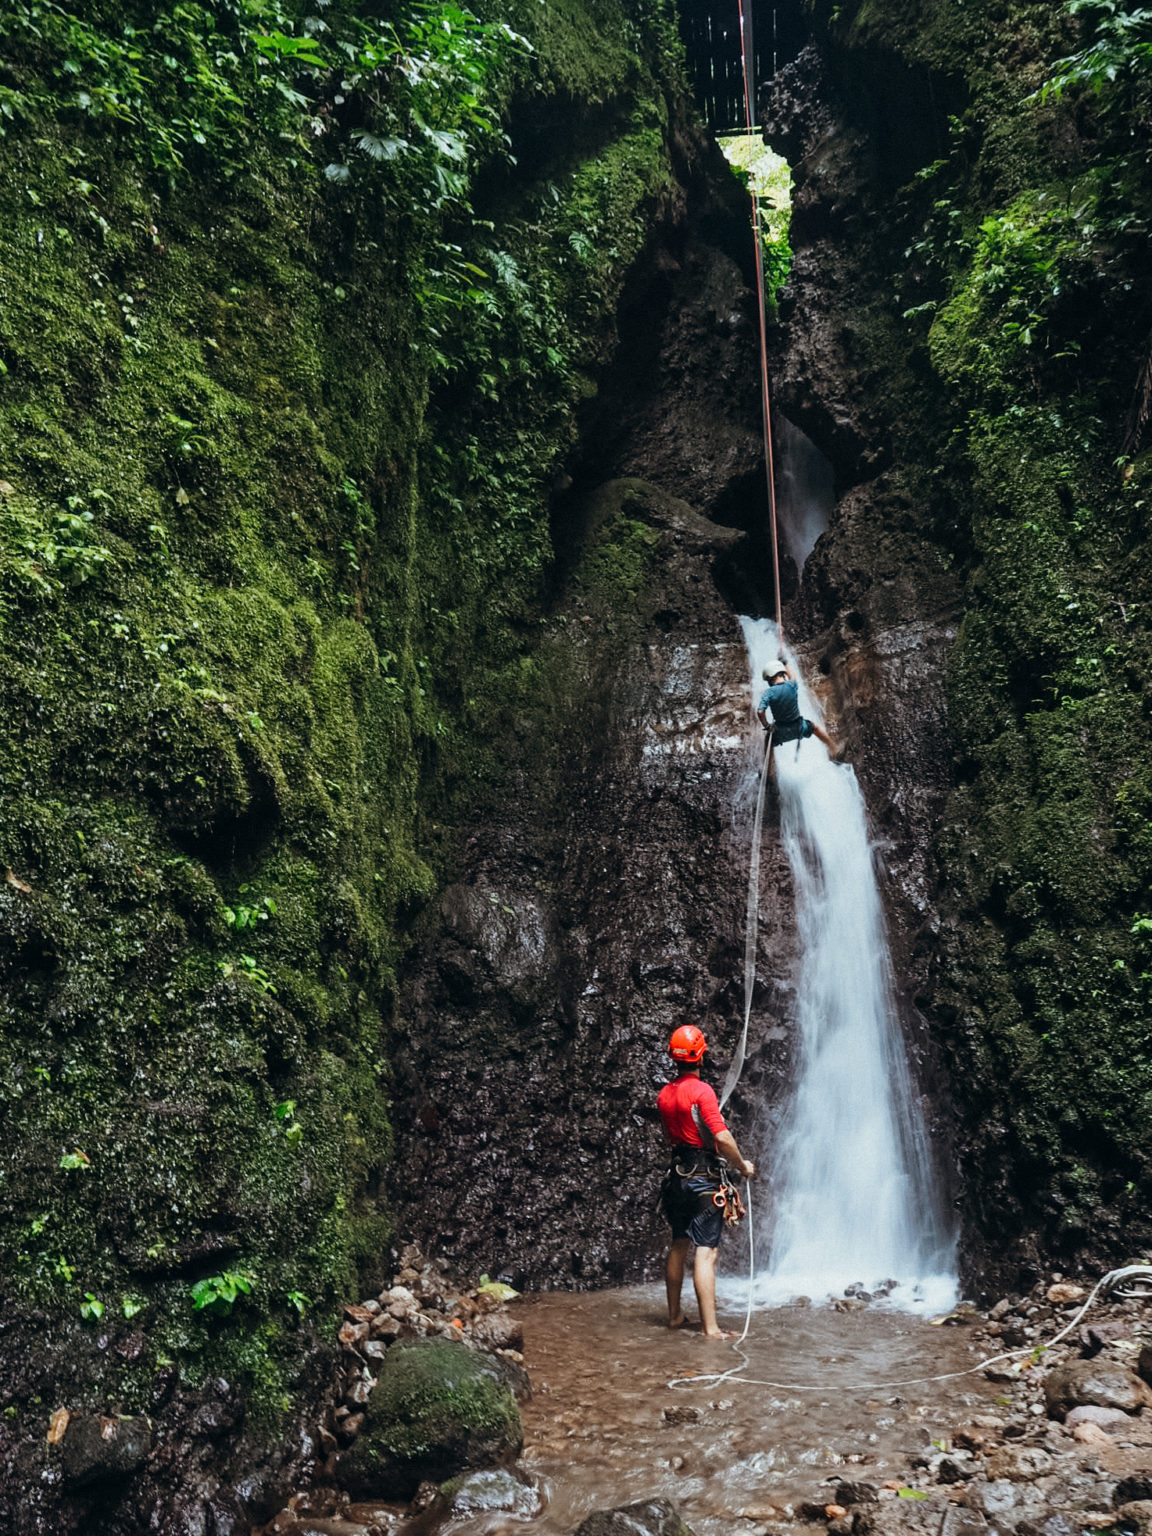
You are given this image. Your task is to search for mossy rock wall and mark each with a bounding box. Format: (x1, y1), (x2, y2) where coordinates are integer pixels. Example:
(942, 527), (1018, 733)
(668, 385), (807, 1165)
(778, 0), (1152, 1276)
(0, 0), (695, 1517)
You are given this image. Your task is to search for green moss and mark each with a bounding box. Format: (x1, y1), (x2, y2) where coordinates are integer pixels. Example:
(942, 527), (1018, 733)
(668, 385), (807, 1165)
(339, 1339), (522, 1499)
(804, 0), (1152, 1256)
(0, 0), (691, 1434)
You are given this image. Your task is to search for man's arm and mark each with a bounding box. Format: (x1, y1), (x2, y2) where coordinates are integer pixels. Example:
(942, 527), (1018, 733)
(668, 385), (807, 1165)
(714, 1128), (755, 1178)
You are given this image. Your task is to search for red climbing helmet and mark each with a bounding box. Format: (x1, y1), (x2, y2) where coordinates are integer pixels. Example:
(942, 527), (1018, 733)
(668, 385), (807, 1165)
(669, 1024), (707, 1064)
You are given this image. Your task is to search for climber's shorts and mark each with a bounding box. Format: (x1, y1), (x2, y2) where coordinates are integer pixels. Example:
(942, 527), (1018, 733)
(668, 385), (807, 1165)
(772, 718), (814, 745)
(661, 1172), (724, 1248)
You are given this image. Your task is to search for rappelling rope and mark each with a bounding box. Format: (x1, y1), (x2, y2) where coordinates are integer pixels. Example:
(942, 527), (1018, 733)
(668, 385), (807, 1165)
(708, 5), (785, 1352)
(668, 1263), (1152, 1394)
(719, 725), (774, 1112)
(736, 0), (783, 636)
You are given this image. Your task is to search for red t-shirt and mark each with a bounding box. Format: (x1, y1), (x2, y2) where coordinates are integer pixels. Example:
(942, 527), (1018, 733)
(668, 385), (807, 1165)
(657, 1074), (728, 1148)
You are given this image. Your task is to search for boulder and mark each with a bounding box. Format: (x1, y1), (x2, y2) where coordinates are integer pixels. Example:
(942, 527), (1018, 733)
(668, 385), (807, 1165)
(1065, 1405), (1133, 1430)
(438, 1467), (542, 1520)
(59, 1414), (152, 1488)
(574, 1499), (697, 1536)
(1044, 1359), (1152, 1418)
(470, 1310), (524, 1353)
(1116, 1504), (1152, 1536)
(964, 1480), (1044, 1520)
(985, 1445), (1053, 1481)
(833, 1481), (879, 1505)
(1046, 1283), (1086, 1307)
(335, 1338), (522, 1500)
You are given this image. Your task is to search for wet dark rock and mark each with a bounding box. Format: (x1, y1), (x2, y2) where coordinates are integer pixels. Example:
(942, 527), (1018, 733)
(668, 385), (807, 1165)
(269, 1521), (377, 1536)
(437, 1467), (542, 1521)
(335, 1339), (522, 1501)
(1116, 1479), (1152, 1506)
(937, 1457), (973, 1484)
(1079, 1322), (1135, 1355)
(191, 1397), (244, 1439)
(1044, 1359), (1152, 1418)
(938, 1507), (989, 1536)
(469, 1312), (524, 1353)
(574, 1498), (697, 1536)
(59, 1413), (153, 1488)
(1014, 1517), (1079, 1536)
(1139, 1345), (1152, 1386)
(206, 1491), (247, 1536)
(832, 1481), (879, 1505)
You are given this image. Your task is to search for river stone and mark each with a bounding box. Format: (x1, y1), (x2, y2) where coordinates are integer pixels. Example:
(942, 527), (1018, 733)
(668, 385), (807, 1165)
(939, 1508), (989, 1536)
(1065, 1404), (1133, 1429)
(1044, 1359), (1152, 1418)
(985, 1444), (1053, 1481)
(439, 1467), (542, 1519)
(574, 1499), (697, 1536)
(335, 1338), (522, 1500)
(1117, 1504), (1152, 1536)
(59, 1413), (153, 1487)
(964, 1479), (1042, 1519)
(833, 1481), (879, 1505)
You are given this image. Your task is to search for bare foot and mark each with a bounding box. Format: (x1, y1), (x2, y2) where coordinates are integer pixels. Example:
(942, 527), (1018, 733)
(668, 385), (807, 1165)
(702, 1327), (736, 1339)
(668, 1313), (687, 1330)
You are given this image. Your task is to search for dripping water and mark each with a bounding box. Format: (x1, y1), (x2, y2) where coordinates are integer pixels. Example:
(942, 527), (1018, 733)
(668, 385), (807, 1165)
(734, 617), (957, 1312)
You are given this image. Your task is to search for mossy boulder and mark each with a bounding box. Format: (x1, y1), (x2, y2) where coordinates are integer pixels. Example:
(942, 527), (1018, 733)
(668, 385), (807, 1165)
(336, 1339), (523, 1500)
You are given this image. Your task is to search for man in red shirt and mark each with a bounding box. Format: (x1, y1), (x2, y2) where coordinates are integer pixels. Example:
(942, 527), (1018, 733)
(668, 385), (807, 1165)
(657, 1024), (755, 1338)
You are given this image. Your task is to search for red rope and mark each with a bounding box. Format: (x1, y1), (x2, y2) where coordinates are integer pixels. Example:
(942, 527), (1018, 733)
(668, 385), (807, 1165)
(736, 0), (783, 637)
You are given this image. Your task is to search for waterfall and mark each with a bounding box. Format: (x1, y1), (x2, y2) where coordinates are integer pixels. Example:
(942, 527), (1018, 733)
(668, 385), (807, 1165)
(737, 617), (957, 1312)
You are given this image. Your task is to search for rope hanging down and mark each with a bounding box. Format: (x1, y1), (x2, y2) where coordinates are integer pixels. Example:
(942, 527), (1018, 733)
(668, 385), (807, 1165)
(737, 0), (783, 637)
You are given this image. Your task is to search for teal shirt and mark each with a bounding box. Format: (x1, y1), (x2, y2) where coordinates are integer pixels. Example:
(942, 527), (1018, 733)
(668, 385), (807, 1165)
(758, 679), (801, 726)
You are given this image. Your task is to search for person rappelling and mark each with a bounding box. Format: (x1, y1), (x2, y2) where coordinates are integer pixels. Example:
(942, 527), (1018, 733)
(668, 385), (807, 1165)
(658, 1024), (755, 1339)
(756, 660), (840, 758)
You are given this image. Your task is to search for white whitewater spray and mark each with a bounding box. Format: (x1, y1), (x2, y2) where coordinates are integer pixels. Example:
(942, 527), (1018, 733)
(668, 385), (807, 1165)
(738, 617), (956, 1311)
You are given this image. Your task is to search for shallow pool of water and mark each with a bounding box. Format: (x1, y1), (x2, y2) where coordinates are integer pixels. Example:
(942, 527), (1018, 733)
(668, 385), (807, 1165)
(434, 1288), (997, 1536)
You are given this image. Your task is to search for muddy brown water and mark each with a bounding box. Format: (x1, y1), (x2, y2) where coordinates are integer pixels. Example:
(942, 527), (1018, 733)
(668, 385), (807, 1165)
(420, 1288), (999, 1536)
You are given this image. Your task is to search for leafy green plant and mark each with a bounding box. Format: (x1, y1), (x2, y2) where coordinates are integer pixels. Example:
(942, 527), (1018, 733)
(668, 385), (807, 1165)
(274, 1099), (303, 1146)
(286, 1290), (310, 1315)
(121, 1294), (146, 1320)
(190, 1269), (256, 1314)
(58, 1149), (90, 1171)
(222, 893), (276, 931)
(1037, 1), (1152, 103)
(80, 1293), (104, 1321)
(217, 954), (276, 993)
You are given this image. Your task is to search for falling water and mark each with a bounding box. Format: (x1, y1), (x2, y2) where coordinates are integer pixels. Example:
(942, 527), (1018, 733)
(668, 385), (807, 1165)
(737, 617), (956, 1311)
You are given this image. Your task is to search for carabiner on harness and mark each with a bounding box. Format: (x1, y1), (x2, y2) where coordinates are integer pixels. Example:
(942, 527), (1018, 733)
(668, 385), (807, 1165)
(713, 1167), (746, 1226)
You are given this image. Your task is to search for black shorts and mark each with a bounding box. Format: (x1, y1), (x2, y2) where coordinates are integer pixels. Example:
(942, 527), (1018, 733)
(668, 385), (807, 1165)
(772, 718), (814, 745)
(661, 1172), (724, 1249)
